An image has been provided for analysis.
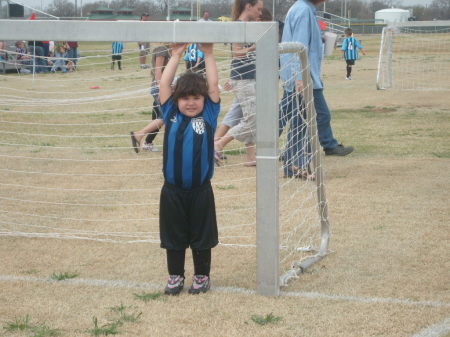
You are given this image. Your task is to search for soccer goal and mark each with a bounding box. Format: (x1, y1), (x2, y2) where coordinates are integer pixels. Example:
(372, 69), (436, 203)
(0, 19), (329, 296)
(377, 21), (450, 91)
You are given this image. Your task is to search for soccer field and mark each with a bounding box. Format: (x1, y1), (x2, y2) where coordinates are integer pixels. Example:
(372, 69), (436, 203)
(0, 36), (449, 336)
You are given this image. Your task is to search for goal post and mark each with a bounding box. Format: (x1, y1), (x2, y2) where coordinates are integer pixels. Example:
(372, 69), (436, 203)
(376, 21), (450, 91)
(0, 18), (282, 295)
(0, 19), (330, 296)
(278, 42), (330, 287)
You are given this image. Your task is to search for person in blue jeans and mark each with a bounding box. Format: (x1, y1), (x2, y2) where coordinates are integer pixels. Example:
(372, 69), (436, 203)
(280, 0), (353, 178)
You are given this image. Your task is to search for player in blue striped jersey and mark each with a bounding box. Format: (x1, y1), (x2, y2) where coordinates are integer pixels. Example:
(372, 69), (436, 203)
(111, 41), (124, 70)
(158, 43), (220, 295)
(341, 28), (365, 80)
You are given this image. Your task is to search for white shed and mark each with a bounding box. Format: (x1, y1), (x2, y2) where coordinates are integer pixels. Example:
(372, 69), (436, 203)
(375, 8), (410, 24)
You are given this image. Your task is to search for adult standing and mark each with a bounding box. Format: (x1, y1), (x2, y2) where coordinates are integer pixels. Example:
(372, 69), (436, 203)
(279, 0), (353, 177)
(138, 13), (151, 69)
(198, 11), (211, 21)
(214, 0), (263, 166)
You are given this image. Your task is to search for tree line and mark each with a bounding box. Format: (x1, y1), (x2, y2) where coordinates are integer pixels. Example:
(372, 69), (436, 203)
(46, 0), (450, 21)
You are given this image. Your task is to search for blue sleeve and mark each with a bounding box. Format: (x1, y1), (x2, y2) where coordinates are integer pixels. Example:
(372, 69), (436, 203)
(203, 97), (220, 127)
(355, 39), (363, 49)
(341, 38), (348, 51)
(280, 6), (310, 84)
(161, 96), (176, 125)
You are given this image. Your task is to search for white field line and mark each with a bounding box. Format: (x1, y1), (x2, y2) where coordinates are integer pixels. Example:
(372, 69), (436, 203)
(410, 318), (450, 337)
(1, 275), (449, 308)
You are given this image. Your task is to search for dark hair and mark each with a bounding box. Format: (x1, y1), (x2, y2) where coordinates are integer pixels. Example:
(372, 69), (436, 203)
(232, 0), (259, 21)
(172, 72), (208, 104)
(260, 7), (272, 21)
(345, 28), (353, 36)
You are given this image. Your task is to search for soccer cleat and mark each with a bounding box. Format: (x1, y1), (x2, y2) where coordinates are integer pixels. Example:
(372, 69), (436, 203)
(164, 275), (185, 295)
(188, 275), (210, 294)
(324, 144), (354, 156)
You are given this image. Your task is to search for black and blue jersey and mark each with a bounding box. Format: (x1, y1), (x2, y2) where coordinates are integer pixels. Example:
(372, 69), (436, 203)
(112, 42), (123, 55)
(341, 37), (363, 61)
(161, 96), (220, 190)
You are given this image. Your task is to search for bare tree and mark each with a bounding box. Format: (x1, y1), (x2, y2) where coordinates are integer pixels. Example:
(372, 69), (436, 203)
(430, 0), (450, 19)
(47, 0), (75, 17)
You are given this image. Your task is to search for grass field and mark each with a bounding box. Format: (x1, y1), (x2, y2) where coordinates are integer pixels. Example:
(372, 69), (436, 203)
(0, 35), (449, 337)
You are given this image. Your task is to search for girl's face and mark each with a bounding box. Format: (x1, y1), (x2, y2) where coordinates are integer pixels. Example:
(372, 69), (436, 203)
(247, 0), (263, 21)
(177, 95), (205, 117)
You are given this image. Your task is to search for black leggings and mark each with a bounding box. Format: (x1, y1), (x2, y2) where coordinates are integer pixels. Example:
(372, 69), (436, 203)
(166, 248), (211, 277)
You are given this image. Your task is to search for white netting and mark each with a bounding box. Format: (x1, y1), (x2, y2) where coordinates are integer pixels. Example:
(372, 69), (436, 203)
(377, 25), (450, 91)
(0, 42), (325, 287)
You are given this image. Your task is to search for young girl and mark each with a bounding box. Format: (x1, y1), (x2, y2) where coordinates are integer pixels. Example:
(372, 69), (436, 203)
(158, 43), (220, 295)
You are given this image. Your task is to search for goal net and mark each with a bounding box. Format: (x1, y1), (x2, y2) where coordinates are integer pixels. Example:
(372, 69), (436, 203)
(0, 20), (329, 295)
(377, 22), (450, 91)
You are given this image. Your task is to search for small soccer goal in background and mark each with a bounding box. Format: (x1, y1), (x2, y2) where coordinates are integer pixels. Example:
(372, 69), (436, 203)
(377, 21), (450, 91)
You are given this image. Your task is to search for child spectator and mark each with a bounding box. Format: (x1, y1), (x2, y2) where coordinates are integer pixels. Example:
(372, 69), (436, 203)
(183, 43), (205, 73)
(158, 43), (220, 295)
(341, 28), (366, 80)
(111, 41), (124, 70)
(15, 41), (31, 73)
(51, 41), (68, 73)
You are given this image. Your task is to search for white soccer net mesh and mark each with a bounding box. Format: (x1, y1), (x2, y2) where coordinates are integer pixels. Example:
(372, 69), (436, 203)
(377, 25), (450, 91)
(0, 42), (326, 288)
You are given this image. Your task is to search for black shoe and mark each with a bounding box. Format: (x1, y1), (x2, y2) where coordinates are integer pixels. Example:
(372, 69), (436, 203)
(188, 275), (210, 294)
(164, 275), (185, 295)
(324, 144), (354, 156)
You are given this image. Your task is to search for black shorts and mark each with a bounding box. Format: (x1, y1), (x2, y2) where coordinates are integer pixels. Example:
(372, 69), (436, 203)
(346, 59), (355, 66)
(112, 55), (122, 61)
(159, 181), (218, 250)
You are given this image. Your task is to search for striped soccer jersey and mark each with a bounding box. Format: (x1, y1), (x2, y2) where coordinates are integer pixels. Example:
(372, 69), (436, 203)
(341, 37), (363, 61)
(112, 42), (123, 55)
(161, 96), (220, 190)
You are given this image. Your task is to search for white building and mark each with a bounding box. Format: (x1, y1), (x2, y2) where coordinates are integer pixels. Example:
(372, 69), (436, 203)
(375, 8), (411, 24)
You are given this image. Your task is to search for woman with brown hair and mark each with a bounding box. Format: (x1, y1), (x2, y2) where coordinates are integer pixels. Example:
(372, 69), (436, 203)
(214, 0), (263, 166)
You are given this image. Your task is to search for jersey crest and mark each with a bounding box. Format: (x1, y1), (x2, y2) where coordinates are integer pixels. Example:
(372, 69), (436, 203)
(191, 117), (205, 135)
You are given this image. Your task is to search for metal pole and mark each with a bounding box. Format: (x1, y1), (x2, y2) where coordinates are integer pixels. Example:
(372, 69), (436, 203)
(256, 22), (280, 296)
(272, 0), (275, 20)
(167, 0), (170, 20)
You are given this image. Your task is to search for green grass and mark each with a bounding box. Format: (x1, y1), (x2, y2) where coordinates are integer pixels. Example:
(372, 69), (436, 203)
(224, 148), (244, 156)
(109, 303), (142, 323)
(3, 316), (61, 337)
(30, 324), (62, 337)
(250, 313), (282, 326)
(3, 315), (33, 332)
(133, 291), (166, 302)
(216, 184), (235, 190)
(50, 271), (79, 281)
(86, 317), (121, 336)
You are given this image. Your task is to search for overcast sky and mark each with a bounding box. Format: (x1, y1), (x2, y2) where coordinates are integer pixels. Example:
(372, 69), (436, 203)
(23, 0), (435, 11)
